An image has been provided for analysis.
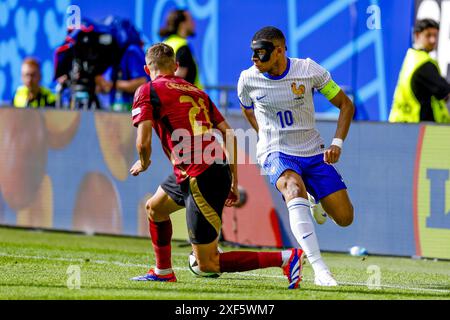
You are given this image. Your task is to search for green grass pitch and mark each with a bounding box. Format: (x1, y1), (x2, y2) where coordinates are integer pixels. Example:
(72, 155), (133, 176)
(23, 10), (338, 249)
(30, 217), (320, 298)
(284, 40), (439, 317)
(0, 227), (449, 300)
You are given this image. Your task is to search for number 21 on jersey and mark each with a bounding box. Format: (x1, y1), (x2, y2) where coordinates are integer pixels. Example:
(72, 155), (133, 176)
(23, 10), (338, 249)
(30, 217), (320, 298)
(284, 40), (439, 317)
(277, 110), (294, 128)
(180, 95), (213, 135)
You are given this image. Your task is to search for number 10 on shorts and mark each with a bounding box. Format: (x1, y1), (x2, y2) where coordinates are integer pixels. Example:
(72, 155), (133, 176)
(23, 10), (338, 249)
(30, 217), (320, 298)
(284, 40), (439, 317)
(277, 110), (294, 128)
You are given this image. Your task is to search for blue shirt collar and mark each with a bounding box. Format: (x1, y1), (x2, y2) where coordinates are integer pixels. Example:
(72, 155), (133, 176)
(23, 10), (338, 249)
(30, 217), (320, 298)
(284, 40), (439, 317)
(263, 58), (290, 80)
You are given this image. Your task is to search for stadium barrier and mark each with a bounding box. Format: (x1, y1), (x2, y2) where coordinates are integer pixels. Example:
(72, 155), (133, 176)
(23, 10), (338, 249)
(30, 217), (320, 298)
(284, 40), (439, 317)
(0, 107), (449, 259)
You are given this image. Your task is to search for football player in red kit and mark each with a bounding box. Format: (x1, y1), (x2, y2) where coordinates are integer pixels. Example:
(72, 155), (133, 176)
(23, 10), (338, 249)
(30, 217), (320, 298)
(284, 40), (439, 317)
(129, 43), (305, 289)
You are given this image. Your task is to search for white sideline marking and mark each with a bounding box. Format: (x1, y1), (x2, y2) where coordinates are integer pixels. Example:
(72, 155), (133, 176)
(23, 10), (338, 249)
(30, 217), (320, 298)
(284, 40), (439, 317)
(0, 252), (149, 268)
(1, 252), (449, 295)
(0, 252), (188, 269)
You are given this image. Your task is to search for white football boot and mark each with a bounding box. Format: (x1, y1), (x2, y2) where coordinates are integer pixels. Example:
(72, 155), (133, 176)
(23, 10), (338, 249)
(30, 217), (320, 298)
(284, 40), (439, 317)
(307, 193), (327, 225)
(314, 269), (338, 287)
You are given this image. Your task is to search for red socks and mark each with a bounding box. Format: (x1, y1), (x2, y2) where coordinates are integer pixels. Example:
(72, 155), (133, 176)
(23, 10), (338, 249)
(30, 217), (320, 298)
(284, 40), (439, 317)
(148, 218), (282, 273)
(149, 219), (172, 269)
(219, 251), (282, 272)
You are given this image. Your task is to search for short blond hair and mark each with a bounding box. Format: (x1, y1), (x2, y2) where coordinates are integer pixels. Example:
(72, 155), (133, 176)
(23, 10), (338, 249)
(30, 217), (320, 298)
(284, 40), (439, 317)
(145, 43), (176, 70)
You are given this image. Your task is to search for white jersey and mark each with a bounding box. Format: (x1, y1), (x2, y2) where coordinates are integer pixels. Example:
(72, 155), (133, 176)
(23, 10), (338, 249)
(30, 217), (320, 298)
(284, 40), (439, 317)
(238, 57), (332, 165)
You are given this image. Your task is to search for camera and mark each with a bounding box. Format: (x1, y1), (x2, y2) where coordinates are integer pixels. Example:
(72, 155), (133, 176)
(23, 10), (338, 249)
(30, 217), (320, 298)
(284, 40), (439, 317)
(54, 19), (125, 109)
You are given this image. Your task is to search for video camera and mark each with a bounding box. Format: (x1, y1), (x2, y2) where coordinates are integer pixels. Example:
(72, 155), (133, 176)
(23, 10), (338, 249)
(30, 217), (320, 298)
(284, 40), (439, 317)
(54, 17), (142, 110)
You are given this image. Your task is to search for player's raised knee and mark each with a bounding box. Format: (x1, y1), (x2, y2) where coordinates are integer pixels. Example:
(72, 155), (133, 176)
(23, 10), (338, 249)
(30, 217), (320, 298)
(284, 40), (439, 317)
(145, 198), (157, 220)
(335, 206), (354, 227)
(278, 178), (305, 200)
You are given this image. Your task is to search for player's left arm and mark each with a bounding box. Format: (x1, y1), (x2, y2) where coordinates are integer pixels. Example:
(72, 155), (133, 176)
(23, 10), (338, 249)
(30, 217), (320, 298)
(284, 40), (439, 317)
(216, 120), (240, 207)
(322, 81), (355, 164)
(130, 120), (153, 176)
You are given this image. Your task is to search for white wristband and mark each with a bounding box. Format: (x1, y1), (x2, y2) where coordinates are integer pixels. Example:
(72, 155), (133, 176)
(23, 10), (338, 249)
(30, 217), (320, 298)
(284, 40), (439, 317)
(331, 138), (343, 149)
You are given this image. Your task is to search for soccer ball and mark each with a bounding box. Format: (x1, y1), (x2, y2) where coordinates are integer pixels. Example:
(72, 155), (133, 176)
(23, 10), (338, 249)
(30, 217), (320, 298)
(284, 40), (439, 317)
(188, 248), (223, 278)
(235, 185), (247, 208)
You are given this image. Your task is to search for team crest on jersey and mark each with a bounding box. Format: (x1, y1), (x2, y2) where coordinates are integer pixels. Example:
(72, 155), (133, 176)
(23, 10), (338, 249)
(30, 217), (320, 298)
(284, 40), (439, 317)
(291, 82), (305, 101)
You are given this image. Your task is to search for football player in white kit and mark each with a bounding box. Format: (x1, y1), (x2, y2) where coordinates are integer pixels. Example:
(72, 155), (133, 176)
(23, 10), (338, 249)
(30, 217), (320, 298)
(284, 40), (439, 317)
(238, 27), (355, 286)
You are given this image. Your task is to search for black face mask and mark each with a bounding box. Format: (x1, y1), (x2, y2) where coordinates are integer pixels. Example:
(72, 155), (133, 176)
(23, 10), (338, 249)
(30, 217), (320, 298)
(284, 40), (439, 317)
(251, 40), (275, 62)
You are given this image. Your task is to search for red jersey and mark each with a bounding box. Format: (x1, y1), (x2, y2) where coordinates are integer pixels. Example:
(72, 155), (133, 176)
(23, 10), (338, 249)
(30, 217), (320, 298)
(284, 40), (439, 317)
(132, 75), (226, 183)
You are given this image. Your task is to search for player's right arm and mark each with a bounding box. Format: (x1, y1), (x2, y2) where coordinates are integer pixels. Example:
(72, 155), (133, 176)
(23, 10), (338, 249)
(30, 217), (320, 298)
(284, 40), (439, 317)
(238, 72), (259, 132)
(241, 107), (259, 133)
(130, 120), (153, 176)
(130, 83), (154, 176)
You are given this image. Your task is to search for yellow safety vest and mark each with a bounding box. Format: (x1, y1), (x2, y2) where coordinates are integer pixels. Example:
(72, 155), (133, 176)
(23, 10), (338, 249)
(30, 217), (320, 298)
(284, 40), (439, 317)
(13, 86), (56, 108)
(389, 48), (450, 123)
(164, 34), (202, 89)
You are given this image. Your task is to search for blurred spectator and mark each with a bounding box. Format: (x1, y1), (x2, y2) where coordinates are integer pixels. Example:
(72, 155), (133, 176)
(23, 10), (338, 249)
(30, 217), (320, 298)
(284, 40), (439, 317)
(96, 44), (148, 112)
(13, 58), (55, 108)
(160, 9), (202, 88)
(389, 19), (450, 123)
